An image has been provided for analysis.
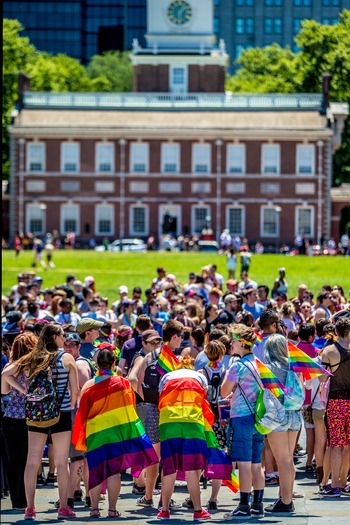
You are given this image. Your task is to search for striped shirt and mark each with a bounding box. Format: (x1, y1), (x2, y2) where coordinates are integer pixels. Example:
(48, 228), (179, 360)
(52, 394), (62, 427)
(52, 351), (71, 412)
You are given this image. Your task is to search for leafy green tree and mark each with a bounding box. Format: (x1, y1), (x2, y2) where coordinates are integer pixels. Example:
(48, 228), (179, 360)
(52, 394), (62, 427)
(333, 116), (350, 186)
(225, 44), (302, 93)
(87, 51), (133, 92)
(3, 19), (35, 179)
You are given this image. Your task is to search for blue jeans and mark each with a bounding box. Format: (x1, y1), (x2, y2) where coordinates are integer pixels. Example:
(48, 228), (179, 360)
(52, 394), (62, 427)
(227, 415), (264, 463)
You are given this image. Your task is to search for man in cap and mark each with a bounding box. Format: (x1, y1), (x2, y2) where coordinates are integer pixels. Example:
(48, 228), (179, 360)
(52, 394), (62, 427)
(225, 279), (238, 296)
(113, 285), (129, 315)
(216, 294), (237, 325)
(2, 311), (23, 346)
(76, 318), (104, 360)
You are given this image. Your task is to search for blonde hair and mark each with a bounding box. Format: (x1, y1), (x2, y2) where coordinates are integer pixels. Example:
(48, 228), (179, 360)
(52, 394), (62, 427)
(204, 340), (226, 361)
(280, 301), (294, 318)
(178, 355), (195, 369)
(229, 323), (257, 351)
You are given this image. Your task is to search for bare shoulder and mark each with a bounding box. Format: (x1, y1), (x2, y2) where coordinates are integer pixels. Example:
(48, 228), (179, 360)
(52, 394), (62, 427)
(321, 344), (340, 364)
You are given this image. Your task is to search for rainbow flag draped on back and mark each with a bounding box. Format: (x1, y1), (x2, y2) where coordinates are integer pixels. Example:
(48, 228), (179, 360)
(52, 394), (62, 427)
(72, 376), (158, 490)
(158, 374), (233, 483)
(255, 358), (287, 397)
(254, 331), (263, 346)
(287, 341), (332, 380)
(156, 344), (180, 376)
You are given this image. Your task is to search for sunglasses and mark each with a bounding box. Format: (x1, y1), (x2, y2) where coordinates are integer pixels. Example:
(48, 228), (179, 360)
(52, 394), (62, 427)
(64, 342), (78, 348)
(146, 340), (161, 347)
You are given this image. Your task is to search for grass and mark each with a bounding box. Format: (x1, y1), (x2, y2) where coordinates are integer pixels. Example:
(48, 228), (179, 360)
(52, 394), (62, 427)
(2, 250), (350, 301)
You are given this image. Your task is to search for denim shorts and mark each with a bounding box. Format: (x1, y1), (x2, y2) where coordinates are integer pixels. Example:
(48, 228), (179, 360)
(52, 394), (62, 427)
(273, 410), (302, 433)
(227, 415), (264, 463)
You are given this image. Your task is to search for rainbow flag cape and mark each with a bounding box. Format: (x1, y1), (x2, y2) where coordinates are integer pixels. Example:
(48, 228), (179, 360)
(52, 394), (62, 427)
(255, 358), (287, 397)
(72, 376), (158, 490)
(222, 470), (240, 493)
(156, 344), (180, 376)
(159, 375), (233, 480)
(254, 331), (263, 346)
(287, 341), (332, 380)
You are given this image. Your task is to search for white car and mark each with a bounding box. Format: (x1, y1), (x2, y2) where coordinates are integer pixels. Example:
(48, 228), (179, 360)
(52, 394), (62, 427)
(95, 238), (147, 252)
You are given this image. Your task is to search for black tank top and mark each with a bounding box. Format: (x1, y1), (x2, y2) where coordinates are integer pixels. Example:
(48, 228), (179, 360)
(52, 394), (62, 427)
(329, 343), (350, 399)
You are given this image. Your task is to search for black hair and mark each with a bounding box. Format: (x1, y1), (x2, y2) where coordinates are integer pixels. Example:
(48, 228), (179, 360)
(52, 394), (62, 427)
(97, 349), (115, 369)
(258, 308), (280, 330)
(298, 323), (315, 341)
(208, 328), (226, 341)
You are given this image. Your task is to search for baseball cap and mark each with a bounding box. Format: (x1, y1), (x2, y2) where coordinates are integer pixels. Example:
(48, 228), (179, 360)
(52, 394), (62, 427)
(32, 276), (43, 284)
(142, 330), (162, 343)
(3, 311), (22, 331)
(224, 294), (237, 303)
(65, 332), (81, 344)
(76, 318), (104, 334)
(226, 279), (238, 286)
(119, 285), (128, 294)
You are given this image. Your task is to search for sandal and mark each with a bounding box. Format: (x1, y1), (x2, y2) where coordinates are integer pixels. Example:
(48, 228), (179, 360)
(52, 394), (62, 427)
(90, 508), (101, 518)
(305, 466), (314, 473)
(108, 509), (121, 518)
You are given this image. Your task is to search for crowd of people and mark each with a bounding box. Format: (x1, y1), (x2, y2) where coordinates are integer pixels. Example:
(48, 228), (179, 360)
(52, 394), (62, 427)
(1, 263), (350, 521)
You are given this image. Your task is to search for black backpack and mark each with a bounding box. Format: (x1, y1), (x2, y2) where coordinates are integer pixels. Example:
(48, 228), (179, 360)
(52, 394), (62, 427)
(142, 349), (162, 405)
(202, 365), (225, 419)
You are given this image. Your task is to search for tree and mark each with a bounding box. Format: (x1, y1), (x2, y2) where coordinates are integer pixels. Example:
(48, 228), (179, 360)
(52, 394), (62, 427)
(3, 19), (35, 179)
(333, 116), (350, 186)
(87, 51), (133, 92)
(225, 44), (302, 94)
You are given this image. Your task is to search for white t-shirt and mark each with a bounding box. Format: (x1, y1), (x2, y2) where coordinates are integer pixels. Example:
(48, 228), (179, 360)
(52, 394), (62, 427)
(159, 368), (208, 393)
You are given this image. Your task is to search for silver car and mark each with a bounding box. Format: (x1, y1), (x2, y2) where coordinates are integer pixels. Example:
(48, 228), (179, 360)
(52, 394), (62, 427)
(95, 238), (147, 252)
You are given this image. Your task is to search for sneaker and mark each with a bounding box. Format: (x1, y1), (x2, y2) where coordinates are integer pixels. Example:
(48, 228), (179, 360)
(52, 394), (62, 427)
(340, 485), (350, 496)
(193, 508), (212, 521)
(293, 448), (306, 458)
(36, 475), (46, 487)
(265, 476), (279, 486)
(223, 504), (251, 520)
(157, 509), (170, 520)
(206, 500), (218, 510)
(136, 496), (154, 507)
(265, 498), (295, 513)
(320, 485), (341, 498)
(159, 499), (182, 510)
(182, 497), (194, 509)
(250, 502), (264, 518)
(46, 473), (56, 486)
(73, 490), (83, 502)
(24, 507), (36, 520)
(57, 507), (76, 519)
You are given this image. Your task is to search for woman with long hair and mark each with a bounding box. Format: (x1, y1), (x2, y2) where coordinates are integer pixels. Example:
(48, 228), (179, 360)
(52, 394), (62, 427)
(264, 334), (303, 514)
(1, 333), (37, 511)
(201, 303), (219, 334)
(221, 324), (265, 520)
(3, 322), (79, 520)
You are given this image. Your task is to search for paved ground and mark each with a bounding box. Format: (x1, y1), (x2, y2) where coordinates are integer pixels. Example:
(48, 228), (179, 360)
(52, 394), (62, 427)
(1, 454), (349, 524)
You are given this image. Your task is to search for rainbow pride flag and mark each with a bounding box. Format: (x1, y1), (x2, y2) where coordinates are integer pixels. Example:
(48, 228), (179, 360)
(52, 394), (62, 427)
(156, 344), (180, 376)
(72, 376), (158, 489)
(159, 375), (233, 480)
(222, 470), (240, 494)
(287, 341), (332, 380)
(255, 358), (287, 397)
(254, 331), (263, 346)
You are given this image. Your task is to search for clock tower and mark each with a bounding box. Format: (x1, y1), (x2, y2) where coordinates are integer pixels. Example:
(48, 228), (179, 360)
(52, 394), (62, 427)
(131, 0), (228, 93)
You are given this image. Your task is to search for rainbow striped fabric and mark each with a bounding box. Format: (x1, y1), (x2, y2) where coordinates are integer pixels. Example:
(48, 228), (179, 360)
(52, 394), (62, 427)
(255, 358), (287, 397)
(72, 375), (158, 490)
(254, 331), (263, 346)
(156, 344), (180, 376)
(222, 470), (240, 493)
(159, 374), (233, 482)
(287, 341), (332, 380)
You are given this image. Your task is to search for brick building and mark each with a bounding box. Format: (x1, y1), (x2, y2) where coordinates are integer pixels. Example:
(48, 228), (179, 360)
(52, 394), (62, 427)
(8, 0), (349, 246)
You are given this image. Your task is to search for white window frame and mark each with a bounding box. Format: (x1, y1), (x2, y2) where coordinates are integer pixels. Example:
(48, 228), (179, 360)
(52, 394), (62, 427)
(260, 206), (280, 238)
(192, 143), (211, 174)
(226, 206), (245, 236)
(26, 142), (45, 173)
(192, 205), (211, 235)
(261, 144), (280, 175)
(169, 64), (188, 93)
(95, 142), (114, 173)
(130, 143), (149, 173)
(61, 142), (80, 173)
(60, 203), (80, 235)
(95, 204), (114, 236)
(227, 144), (245, 174)
(161, 143), (180, 174)
(295, 206), (315, 238)
(296, 144), (315, 175)
(25, 203), (46, 235)
(130, 204), (149, 236)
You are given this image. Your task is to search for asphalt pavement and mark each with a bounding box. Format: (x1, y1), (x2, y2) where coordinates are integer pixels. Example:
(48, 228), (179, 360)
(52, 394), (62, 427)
(1, 452), (349, 524)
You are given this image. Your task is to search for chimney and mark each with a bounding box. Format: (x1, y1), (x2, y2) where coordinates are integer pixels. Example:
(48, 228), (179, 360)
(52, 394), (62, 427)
(17, 72), (31, 110)
(320, 73), (331, 116)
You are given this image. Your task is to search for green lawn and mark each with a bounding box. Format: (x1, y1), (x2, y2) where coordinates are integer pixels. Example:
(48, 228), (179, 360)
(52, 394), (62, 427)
(2, 250), (349, 301)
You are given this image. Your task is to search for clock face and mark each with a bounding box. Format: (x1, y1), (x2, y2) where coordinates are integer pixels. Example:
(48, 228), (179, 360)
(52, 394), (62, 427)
(167, 0), (192, 26)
